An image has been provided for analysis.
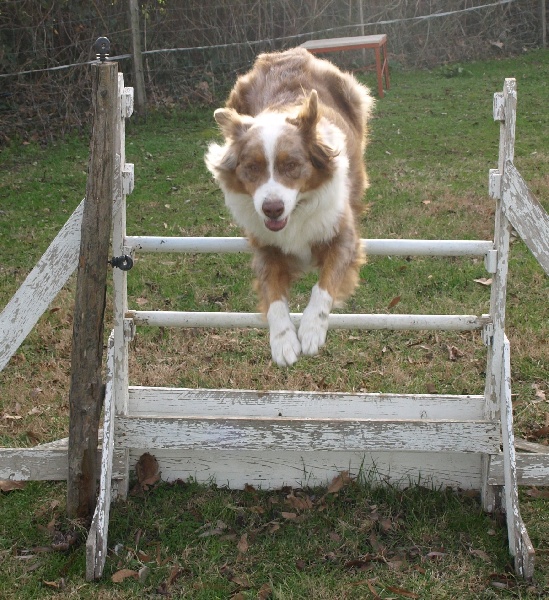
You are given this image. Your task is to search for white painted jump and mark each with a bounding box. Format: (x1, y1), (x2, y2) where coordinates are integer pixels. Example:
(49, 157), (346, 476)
(1, 72), (548, 582)
(125, 235), (494, 257)
(128, 310), (489, 331)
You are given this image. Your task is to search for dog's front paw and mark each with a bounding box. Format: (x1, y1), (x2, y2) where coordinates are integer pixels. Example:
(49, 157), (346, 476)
(270, 326), (301, 367)
(298, 285), (333, 356)
(267, 300), (301, 367)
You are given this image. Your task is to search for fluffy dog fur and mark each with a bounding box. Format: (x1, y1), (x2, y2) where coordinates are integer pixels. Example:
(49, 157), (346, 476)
(205, 47), (374, 366)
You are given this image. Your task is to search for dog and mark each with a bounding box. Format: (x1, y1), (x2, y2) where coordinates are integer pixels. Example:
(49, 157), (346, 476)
(205, 47), (374, 366)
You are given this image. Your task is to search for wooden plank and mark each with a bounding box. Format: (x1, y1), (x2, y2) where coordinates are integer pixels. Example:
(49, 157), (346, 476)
(128, 387), (486, 420)
(515, 438), (549, 454)
(301, 35), (387, 51)
(0, 449), (69, 481)
(116, 416), (500, 454)
(129, 311), (489, 331)
(482, 78), (516, 513)
(87, 332), (116, 581)
(67, 60), (118, 521)
(489, 453), (549, 486)
(128, 0), (147, 114)
(0, 200), (83, 372)
(112, 74), (131, 499)
(502, 160), (549, 276)
(128, 448), (483, 490)
(500, 336), (535, 579)
(0, 446), (126, 481)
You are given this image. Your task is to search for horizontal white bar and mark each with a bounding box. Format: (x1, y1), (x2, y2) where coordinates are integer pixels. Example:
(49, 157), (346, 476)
(128, 311), (490, 331)
(125, 236), (493, 257)
(128, 387), (486, 420)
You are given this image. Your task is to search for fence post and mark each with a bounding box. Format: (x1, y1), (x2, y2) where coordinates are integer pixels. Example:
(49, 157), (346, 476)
(129, 0), (147, 115)
(67, 59), (118, 521)
(542, 0), (547, 47)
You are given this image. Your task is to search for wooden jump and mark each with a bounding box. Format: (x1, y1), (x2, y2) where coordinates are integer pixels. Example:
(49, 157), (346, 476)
(301, 34), (390, 97)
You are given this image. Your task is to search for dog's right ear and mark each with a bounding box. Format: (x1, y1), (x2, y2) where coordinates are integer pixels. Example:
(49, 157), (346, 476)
(214, 108), (254, 139)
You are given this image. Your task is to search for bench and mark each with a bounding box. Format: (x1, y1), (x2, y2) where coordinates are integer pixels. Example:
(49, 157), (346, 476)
(301, 34), (390, 98)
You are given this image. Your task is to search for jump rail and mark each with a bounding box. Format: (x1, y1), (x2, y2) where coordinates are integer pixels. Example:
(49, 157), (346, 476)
(1, 70), (548, 582)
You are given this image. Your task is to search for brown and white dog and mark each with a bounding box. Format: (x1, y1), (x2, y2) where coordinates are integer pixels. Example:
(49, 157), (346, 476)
(205, 47), (374, 366)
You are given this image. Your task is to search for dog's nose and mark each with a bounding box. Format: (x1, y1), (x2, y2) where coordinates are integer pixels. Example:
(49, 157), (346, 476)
(262, 198), (284, 219)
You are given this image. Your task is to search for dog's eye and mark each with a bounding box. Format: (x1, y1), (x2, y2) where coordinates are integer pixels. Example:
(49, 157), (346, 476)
(282, 161), (301, 177)
(239, 162), (263, 181)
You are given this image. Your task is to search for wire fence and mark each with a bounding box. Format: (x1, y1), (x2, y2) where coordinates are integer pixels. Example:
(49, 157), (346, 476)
(0, 0), (544, 144)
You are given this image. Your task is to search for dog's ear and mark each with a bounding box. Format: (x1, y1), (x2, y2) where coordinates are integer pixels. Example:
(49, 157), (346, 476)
(289, 90), (319, 133)
(290, 90), (338, 170)
(214, 108), (253, 139)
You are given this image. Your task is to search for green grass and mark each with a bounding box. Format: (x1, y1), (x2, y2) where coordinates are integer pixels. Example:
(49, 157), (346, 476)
(0, 49), (548, 597)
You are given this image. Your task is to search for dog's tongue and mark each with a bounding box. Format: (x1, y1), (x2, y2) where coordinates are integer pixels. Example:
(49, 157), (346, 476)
(265, 218), (287, 232)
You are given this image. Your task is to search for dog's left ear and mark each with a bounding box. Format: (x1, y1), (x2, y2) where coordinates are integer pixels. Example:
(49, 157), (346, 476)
(214, 108), (254, 140)
(289, 90), (319, 133)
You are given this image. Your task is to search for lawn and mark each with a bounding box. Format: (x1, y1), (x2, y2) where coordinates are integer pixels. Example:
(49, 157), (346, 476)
(0, 49), (548, 598)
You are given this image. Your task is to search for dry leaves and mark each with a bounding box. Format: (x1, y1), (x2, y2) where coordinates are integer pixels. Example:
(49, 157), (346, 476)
(131, 453), (161, 495)
(326, 471), (353, 495)
(111, 568), (139, 583)
(387, 295), (401, 310)
(0, 480), (26, 492)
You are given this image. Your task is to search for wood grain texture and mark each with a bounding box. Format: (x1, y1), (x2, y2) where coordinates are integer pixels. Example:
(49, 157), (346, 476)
(116, 415), (500, 453)
(0, 200), (83, 372)
(67, 61), (118, 521)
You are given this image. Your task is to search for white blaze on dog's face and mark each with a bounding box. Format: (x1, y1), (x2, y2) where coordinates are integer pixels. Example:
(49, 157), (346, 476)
(210, 91), (336, 234)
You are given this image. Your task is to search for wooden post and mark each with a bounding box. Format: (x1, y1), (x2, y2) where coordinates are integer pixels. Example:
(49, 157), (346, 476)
(67, 60), (118, 522)
(542, 0), (547, 48)
(129, 0), (147, 115)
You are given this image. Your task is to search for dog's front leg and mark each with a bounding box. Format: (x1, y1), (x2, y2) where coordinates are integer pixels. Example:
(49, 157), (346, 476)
(299, 222), (363, 356)
(252, 246), (301, 367)
(299, 284), (333, 356)
(267, 299), (301, 367)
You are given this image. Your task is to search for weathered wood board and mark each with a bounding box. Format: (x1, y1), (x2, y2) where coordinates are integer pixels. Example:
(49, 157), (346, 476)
(128, 387), (486, 420)
(116, 416), (500, 454)
(86, 334), (116, 581)
(0, 200), (83, 372)
(127, 448), (484, 490)
(502, 160), (549, 276)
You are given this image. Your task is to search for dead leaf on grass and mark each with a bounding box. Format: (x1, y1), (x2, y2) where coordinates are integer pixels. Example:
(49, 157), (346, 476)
(111, 568), (139, 583)
(532, 383), (547, 402)
(327, 471), (353, 494)
(525, 487), (549, 499)
(281, 511), (297, 520)
(489, 574), (517, 589)
(135, 453), (160, 490)
(0, 480), (26, 492)
(43, 579), (65, 590)
(295, 559), (307, 570)
(198, 520), (228, 538)
(470, 548), (492, 562)
(386, 585), (420, 598)
(446, 344), (464, 361)
(237, 533), (249, 554)
(529, 426), (549, 440)
(258, 582), (272, 599)
(387, 295), (401, 310)
(424, 551), (447, 560)
(229, 574), (251, 588)
(285, 491), (313, 511)
(474, 277), (492, 286)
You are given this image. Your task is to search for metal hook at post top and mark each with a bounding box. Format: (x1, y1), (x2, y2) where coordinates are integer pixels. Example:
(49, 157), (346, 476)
(93, 37), (111, 62)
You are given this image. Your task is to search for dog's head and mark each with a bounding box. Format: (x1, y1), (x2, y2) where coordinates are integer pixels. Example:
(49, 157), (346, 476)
(205, 91), (339, 233)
